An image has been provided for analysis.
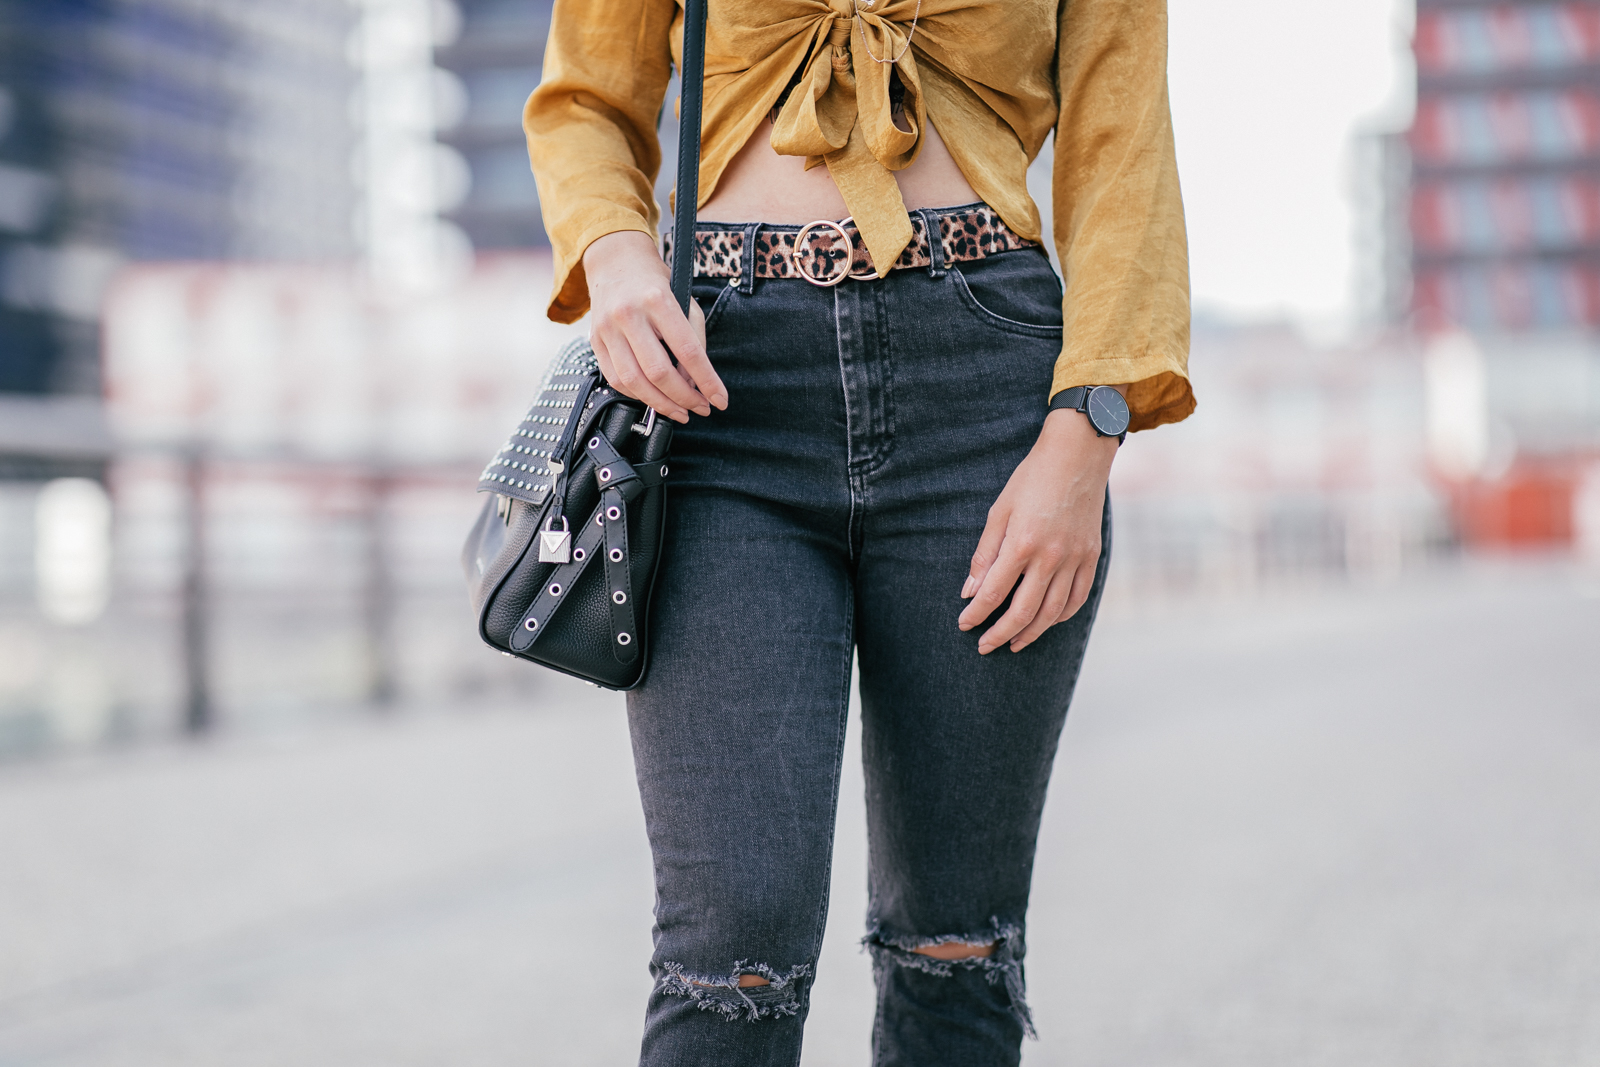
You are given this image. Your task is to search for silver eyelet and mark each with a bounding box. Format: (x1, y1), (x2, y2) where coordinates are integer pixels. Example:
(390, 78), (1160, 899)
(612, 590), (627, 604)
(599, 467), (612, 482)
(660, 465), (669, 477)
(548, 583), (562, 596)
(606, 505), (621, 521)
(588, 436), (600, 449)
(608, 548), (623, 563)
(616, 632), (632, 645)
(524, 618), (538, 631)
(572, 547), (587, 561)
(596, 513), (605, 526)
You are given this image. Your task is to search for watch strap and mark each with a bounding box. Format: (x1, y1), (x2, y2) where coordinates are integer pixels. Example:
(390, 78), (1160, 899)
(1049, 386), (1090, 413)
(1049, 386), (1127, 443)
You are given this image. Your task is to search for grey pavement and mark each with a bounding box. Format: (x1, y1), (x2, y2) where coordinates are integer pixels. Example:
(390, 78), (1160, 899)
(1, 562), (1597, 1066)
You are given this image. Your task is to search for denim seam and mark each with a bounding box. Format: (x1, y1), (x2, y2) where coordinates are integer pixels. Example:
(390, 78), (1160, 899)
(795, 593), (854, 1067)
(833, 286), (859, 560)
(868, 279), (896, 472)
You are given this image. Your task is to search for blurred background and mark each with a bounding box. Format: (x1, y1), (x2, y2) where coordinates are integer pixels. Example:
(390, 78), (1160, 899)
(0, 1), (1596, 1065)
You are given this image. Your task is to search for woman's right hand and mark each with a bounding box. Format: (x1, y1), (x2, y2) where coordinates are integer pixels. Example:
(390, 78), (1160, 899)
(583, 230), (728, 424)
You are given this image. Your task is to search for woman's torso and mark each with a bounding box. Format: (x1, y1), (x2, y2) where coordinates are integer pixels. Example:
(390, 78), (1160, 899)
(698, 115), (980, 223)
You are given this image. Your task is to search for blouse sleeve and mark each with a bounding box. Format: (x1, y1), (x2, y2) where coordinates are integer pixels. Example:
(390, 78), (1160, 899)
(1052, 0), (1194, 432)
(524, 0), (680, 324)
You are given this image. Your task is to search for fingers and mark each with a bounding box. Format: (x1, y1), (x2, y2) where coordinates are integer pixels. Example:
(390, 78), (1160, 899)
(621, 315), (709, 417)
(589, 282), (727, 423)
(957, 536), (1024, 634)
(665, 297), (727, 409)
(961, 501), (1011, 601)
(958, 522), (1102, 655)
(1056, 552), (1099, 624)
(594, 319), (691, 422)
(973, 565), (1052, 654)
(1010, 568), (1079, 652)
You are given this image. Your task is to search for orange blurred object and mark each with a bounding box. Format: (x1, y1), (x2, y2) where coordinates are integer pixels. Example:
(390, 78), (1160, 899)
(1446, 461), (1583, 548)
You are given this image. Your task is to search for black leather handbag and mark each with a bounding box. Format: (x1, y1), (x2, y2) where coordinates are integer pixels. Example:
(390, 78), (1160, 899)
(461, 0), (706, 690)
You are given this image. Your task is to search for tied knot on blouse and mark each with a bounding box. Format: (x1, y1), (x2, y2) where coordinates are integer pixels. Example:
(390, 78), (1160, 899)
(770, 0), (926, 274)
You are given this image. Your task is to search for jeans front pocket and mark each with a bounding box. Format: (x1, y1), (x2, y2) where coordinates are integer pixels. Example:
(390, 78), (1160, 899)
(692, 279), (737, 335)
(949, 250), (1064, 338)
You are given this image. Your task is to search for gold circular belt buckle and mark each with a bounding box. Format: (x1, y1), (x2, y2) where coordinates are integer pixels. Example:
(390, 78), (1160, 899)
(792, 216), (880, 286)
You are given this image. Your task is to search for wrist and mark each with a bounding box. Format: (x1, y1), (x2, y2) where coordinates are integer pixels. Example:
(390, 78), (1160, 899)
(583, 230), (666, 283)
(1040, 408), (1119, 460)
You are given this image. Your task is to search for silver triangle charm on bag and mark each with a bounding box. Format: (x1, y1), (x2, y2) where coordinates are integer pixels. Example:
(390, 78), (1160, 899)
(538, 516), (571, 563)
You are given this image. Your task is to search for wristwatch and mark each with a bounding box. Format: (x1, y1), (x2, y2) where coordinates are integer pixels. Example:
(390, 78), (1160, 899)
(1049, 386), (1129, 443)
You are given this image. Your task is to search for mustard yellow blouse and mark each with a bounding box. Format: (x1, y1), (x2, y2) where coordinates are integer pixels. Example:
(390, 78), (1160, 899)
(524, 0), (1193, 431)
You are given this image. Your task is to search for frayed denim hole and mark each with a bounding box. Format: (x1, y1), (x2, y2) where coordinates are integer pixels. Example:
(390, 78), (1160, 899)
(656, 960), (812, 1023)
(862, 920), (1037, 1039)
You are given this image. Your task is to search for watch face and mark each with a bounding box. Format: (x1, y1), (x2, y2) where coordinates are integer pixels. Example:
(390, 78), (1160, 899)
(1087, 387), (1130, 437)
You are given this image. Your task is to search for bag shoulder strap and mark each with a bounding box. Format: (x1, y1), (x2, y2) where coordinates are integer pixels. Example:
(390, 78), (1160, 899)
(669, 0), (708, 314)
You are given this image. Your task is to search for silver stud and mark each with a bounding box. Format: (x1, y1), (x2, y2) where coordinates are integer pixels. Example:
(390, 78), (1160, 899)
(616, 632), (632, 645)
(549, 583), (562, 596)
(606, 505), (620, 521)
(524, 618), (538, 631)
(612, 590), (627, 604)
(608, 548), (623, 563)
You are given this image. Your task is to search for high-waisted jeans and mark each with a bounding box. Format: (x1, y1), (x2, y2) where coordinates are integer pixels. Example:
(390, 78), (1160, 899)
(627, 232), (1110, 1067)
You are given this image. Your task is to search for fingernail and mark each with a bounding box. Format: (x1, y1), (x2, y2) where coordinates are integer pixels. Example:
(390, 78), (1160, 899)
(958, 621), (972, 631)
(713, 390), (728, 408)
(960, 576), (976, 598)
(696, 404), (711, 416)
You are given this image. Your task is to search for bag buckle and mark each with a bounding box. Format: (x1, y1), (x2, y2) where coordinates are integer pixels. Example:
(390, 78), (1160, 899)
(631, 407), (658, 436)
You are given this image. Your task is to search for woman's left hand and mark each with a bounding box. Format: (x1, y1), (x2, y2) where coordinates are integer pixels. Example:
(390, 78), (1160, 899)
(958, 401), (1123, 654)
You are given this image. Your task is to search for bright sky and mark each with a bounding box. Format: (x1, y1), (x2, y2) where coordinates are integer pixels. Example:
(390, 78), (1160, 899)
(1168, 0), (1414, 332)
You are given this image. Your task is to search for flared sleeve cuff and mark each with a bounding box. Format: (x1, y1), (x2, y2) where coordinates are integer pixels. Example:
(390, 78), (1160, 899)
(1050, 354), (1194, 434)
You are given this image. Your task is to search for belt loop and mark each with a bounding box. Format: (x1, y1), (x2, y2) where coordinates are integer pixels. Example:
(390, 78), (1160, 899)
(739, 222), (761, 294)
(917, 208), (947, 278)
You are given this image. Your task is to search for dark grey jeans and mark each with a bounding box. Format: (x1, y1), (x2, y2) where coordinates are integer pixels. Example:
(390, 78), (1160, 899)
(626, 234), (1110, 1067)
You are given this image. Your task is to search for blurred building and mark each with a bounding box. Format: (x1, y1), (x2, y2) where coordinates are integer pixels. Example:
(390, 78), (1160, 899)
(1411, 1), (1600, 330)
(1403, 0), (1600, 546)
(0, 0), (360, 396)
(435, 0), (553, 250)
(1106, 322), (1450, 602)
(0, 0), (475, 753)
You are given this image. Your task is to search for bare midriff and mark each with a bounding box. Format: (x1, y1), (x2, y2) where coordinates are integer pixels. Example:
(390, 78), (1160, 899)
(697, 116), (980, 224)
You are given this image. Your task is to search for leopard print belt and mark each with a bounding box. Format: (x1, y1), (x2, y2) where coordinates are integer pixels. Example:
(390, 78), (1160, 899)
(665, 203), (1038, 287)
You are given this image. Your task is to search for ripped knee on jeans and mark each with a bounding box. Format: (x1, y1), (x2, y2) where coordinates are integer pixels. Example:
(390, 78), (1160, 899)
(657, 960), (812, 1022)
(863, 919), (1036, 1038)
(911, 939), (994, 960)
